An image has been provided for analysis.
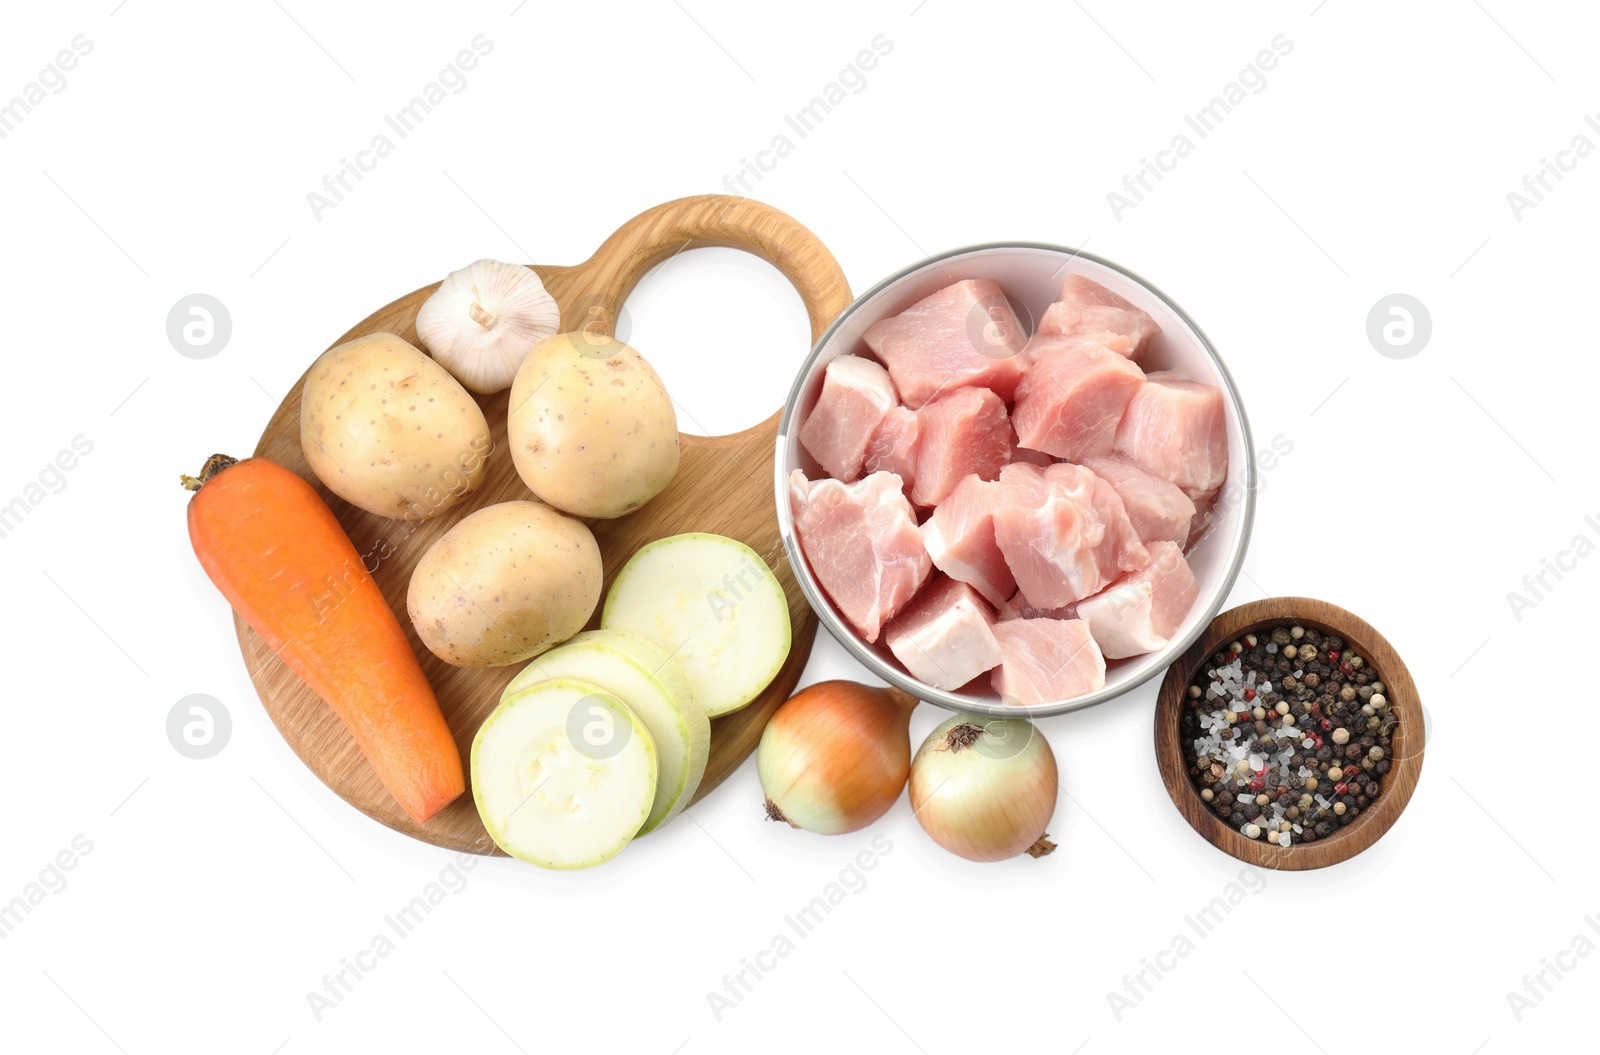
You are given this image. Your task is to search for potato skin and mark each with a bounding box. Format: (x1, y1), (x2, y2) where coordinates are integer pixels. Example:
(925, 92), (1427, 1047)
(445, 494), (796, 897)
(507, 334), (679, 519)
(301, 332), (492, 520)
(407, 501), (602, 668)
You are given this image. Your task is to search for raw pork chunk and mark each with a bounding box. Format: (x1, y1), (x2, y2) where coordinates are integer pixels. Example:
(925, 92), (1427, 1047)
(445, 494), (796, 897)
(991, 463), (1148, 609)
(1114, 370), (1229, 498)
(1083, 452), (1196, 547)
(999, 590), (1075, 622)
(790, 470), (930, 643)
(862, 279), (1028, 407)
(884, 576), (1003, 691)
(862, 406), (920, 498)
(991, 618), (1106, 705)
(911, 386), (1011, 507)
(1012, 338), (1146, 461)
(919, 474), (1015, 607)
(1038, 274), (1161, 358)
(1009, 443), (1055, 467)
(799, 355), (898, 481)
(1074, 542), (1198, 658)
(1022, 329), (1132, 364)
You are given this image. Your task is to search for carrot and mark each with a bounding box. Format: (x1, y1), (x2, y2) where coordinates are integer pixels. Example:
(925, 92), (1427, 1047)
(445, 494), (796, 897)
(182, 454), (464, 824)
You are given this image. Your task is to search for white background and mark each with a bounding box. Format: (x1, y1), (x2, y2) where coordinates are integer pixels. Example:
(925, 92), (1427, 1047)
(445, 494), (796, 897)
(2, 1), (1594, 1051)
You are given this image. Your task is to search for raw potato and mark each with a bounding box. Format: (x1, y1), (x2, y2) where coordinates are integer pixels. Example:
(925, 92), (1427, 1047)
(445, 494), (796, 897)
(507, 333), (679, 519)
(301, 332), (492, 520)
(407, 500), (601, 667)
(472, 677), (657, 870)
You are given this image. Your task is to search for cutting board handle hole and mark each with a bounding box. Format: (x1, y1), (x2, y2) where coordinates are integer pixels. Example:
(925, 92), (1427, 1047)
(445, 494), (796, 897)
(620, 246), (812, 438)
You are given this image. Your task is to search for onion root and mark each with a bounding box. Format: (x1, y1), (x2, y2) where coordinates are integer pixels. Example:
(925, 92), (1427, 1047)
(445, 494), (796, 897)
(764, 797), (798, 828)
(941, 722), (985, 752)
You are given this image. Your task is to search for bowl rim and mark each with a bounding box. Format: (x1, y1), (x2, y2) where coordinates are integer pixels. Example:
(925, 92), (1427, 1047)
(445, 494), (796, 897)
(774, 240), (1257, 718)
(1153, 597), (1425, 870)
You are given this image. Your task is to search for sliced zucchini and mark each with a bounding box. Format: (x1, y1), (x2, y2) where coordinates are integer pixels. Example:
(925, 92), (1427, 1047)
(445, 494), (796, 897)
(601, 533), (791, 717)
(471, 678), (656, 869)
(505, 630), (710, 834)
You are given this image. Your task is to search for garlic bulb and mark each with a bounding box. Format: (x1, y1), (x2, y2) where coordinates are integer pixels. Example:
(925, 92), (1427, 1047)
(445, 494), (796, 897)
(416, 259), (560, 394)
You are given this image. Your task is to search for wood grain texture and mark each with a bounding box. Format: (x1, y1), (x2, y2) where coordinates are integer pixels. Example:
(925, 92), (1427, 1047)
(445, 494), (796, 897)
(236, 195), (854, 854)
(1154, 597), (1424, 871)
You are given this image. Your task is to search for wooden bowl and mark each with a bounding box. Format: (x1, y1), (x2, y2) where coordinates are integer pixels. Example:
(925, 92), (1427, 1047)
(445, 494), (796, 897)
(1154, 597), (1424, 870)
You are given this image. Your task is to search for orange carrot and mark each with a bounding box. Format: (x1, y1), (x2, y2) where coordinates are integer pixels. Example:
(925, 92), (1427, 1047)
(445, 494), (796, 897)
(182, 454), (464, 824)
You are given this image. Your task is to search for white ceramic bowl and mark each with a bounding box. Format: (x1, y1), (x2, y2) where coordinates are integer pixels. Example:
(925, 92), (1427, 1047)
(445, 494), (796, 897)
(775, 243), (1256, 718)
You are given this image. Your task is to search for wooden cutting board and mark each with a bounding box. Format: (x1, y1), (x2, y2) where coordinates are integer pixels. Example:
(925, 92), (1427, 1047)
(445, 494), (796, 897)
(237, 195), (854, 854)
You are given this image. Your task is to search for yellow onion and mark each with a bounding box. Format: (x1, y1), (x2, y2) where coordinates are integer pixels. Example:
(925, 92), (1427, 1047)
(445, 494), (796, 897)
(758, 681), (916, 834)
(909, 713), (1058, 862)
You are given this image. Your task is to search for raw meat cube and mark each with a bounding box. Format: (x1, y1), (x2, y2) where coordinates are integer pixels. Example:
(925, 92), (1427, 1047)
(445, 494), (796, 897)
(1022, 329), (1132, 364)
(1007, 422), (1055, 467)
(991, 463), (1148, 609)
(862, 406), (920, 498)
(799, 355), (898, 481)
(1083, 452), (1196, 547)
(1082, 465), (1151, 587)
(1038, 274), (1160, 358)
(884, 576), (1003, 691)
(1114, 370), (1228, 498)
(862, 279), (1028, 407)
(999, 590), (1075, 622)
(1011, 338), (1145, 462)
(1073, 541), (1199, 658)
(919, 474), (1015, 607)
(911, 386), (1011, 507)
(789, 470), (931, 643)
(1009, 444), (1055, 467)
(990, 618), (1107, 706)
(1185, 486), (1223, 549)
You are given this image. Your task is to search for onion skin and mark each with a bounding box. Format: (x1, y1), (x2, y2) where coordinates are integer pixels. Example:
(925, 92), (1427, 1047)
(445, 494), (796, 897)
(909, 714), (1058, 862)
(758, 681), (915, 835)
